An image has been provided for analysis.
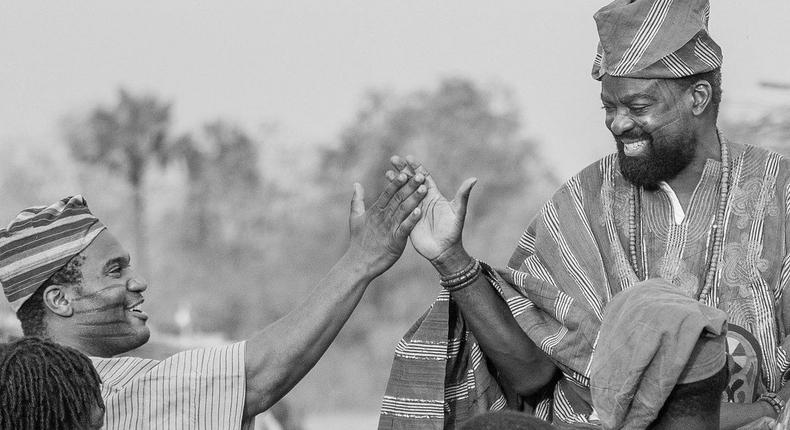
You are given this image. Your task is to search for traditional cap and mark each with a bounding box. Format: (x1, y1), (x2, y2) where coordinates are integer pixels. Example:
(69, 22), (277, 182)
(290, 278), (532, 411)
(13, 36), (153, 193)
(0, 195), (106, 312)
(592, 0), (722, 80)
(590, 279), (728, 429)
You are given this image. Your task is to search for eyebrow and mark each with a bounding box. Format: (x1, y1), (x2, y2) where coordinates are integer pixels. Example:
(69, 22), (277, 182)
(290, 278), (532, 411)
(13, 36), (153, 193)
(601, 81), (662, 104)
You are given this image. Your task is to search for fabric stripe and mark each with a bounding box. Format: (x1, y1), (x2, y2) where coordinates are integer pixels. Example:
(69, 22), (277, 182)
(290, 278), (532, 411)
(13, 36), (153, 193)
(394, 339), (449, 361)
(661, 53), (694, 77)
(93, 342), (250, 430)
(694, 36), (720, 69)
(543, 202), (605, 320)
(380, 396), (444, 419)
(613, 0), (674, 76)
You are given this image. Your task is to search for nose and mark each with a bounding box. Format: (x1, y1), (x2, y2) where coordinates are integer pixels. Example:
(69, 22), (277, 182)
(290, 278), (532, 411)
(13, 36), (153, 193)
(126, 277), (148, 292)
(609, 110), (635, 136)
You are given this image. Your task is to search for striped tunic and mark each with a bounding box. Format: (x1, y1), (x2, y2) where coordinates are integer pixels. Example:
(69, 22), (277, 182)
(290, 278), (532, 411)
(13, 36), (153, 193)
(93, 341), (253, 430)
(379, 142), (790, 429)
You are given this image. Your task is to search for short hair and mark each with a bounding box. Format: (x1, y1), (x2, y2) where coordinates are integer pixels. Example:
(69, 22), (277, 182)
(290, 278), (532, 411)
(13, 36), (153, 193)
(460, 410), (555, 430)
(0, 336), (104, 430)
(651, 363), (729, 426)
(17, 254), (86, 336)
(671, 67), (723, 120)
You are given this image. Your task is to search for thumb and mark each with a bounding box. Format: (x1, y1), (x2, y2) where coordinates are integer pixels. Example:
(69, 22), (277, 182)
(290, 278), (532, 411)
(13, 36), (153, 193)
(350, 182), (365, 218)
(452, 177), (477, 218)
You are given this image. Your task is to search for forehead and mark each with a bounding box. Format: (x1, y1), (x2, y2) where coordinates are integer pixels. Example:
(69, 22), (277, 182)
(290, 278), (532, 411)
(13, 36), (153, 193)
(600, 75), (679, 102)
(81, 230), (129, 268)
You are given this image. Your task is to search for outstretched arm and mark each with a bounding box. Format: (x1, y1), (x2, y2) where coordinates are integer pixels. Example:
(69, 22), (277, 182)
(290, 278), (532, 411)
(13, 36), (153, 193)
(242, 172), (427, 417)
(391, 155), (557, 397)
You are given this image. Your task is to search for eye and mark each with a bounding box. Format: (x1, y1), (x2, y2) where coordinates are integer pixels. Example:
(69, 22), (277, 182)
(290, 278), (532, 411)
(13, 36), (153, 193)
(630, 105), (650, 114)
(107, 264), (126, 277)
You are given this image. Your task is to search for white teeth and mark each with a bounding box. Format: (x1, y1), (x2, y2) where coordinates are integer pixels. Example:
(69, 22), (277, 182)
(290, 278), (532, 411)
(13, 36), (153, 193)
(623, 139), (648, 156)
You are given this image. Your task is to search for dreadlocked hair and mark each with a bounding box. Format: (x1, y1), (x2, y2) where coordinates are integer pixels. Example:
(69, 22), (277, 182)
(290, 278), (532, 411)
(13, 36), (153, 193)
(17, 254), (86, 336)
(0, 336), (104, 430)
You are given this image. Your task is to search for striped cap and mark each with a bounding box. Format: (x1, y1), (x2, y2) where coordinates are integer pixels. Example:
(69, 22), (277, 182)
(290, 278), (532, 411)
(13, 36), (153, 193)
(592, 0), (722, 80)
(0, 195), (106, 312)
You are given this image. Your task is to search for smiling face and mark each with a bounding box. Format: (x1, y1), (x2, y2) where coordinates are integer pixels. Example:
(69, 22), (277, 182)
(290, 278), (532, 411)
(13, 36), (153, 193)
(63, 230), (150, 357)
(600, 75), (699, 189)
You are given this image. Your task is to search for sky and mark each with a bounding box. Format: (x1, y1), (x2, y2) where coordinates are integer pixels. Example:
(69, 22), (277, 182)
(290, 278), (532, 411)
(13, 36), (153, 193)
(1, 1), (789, 180)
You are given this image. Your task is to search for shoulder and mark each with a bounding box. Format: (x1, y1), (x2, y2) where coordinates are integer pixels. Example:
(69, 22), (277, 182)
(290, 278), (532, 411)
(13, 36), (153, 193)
(555, 154), (618, 195)
(732, 142), (790, 184)
(93, 341), (246, 389)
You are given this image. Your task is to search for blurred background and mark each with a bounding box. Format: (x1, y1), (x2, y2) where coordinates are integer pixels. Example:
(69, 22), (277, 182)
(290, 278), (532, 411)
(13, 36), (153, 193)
(1, 2), (788, 429)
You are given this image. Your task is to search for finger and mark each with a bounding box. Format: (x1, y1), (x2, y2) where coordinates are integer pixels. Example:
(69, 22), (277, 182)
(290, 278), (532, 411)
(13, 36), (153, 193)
(451, 177), (478, 218)
(404, 155), (431, 177)
(390, 155), (416, 177)
(395, 207), (422, 240)
(373, 171), (408, 209)
(350, 183), (365, 218)
(392, 183), (427, 222)
(385, 170), (396, 182)
(384, 173), (425, 212)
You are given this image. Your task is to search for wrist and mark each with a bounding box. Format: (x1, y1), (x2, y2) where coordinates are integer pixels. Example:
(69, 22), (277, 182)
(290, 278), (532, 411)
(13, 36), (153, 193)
(430, 245), (473, 277)
(757, 392), (785, 418)
(340, 246), (382, 284)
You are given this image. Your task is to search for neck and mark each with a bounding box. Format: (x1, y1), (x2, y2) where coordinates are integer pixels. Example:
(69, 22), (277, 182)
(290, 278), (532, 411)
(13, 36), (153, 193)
(664, 125), (720, 206)
(46, 321), (115, 358)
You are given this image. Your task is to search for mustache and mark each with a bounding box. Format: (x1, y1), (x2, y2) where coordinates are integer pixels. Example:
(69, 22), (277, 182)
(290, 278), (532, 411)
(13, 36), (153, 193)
(616, 132), (650, 142)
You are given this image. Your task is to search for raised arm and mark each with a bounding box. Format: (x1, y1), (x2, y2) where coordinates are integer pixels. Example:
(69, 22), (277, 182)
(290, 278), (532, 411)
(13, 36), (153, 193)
(242, 172), (426, 417)
(391, 155), (557, 397)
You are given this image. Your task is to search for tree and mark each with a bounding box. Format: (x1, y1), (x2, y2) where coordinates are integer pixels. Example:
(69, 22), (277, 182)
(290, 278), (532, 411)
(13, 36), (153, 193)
(171, 120), (264, 248)
(323, 77), (554, 217)
(65, 88), (172, 273)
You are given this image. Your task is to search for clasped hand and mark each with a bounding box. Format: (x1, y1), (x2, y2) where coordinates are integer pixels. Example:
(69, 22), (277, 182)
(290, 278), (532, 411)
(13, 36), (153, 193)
(347, 170), (427, 279)
(388, 155), (478, 275)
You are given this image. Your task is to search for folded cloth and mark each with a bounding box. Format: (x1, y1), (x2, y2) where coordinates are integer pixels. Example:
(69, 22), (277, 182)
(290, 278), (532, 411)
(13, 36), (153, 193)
(592, 0), (722, 80)
(590, 278), (728, 429)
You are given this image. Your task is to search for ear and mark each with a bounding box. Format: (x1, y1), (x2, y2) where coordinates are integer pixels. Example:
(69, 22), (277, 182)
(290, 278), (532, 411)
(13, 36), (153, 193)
(690, 79), (713, 116)
(43, 284), (74, 317)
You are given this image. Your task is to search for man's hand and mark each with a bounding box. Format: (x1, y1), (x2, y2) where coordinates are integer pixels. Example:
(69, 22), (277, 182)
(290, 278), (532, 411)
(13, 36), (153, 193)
(347, 171), (426, 280)
(390, 155), (477, 274)
(242, 172), (426, 417)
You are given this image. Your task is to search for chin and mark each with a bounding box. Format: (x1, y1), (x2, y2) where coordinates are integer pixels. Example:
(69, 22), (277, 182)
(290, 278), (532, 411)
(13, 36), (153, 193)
(131, 327), (152, 349)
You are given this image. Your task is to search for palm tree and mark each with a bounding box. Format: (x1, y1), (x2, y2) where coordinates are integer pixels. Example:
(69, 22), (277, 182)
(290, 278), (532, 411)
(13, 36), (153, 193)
(66, 88), (172, 273)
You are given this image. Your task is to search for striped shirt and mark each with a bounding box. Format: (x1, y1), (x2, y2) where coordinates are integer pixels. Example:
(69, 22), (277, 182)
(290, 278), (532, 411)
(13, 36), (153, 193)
(92, 341), (253, 430)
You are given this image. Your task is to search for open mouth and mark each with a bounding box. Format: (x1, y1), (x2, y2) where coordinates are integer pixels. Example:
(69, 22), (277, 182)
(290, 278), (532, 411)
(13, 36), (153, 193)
(622, 138), (649, 156)
(125, 300), (149, 320)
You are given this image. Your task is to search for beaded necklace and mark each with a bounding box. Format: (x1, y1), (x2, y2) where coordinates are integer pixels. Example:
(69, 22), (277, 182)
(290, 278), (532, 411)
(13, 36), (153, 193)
(627, 139), (730, 302)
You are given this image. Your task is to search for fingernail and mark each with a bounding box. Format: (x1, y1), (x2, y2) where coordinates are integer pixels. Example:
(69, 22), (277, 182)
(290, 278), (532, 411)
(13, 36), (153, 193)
(418, 185), (426, 193)
(415, 173), (424, 182)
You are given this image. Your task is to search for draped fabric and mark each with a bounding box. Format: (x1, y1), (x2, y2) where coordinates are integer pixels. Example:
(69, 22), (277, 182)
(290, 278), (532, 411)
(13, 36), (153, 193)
(93, 341), (253, 430)
(379, 142), (790, 430)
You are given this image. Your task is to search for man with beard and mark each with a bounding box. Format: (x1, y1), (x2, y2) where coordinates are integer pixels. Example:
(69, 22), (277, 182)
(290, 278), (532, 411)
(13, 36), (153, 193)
(0, 169), (426, 429)
(378, 1), (790, 429)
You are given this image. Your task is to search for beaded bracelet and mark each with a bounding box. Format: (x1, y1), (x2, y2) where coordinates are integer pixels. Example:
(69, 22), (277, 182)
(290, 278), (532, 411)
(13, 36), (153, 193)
(757, 392), (786, 416)
(440, 259), (482, 292)
(439, 258), (477, 283)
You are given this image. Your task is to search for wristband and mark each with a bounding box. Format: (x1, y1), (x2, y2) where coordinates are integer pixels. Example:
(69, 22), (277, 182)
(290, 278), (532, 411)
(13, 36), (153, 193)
(440, 259), (481, 292)
(758, 392), (786, 416)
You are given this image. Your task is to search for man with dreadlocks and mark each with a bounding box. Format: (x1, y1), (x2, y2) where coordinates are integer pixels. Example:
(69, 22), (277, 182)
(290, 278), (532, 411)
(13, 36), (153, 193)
(0, 336), (104, 430)
(379, 1), (790, 429)
(0, 170), (427, 429)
